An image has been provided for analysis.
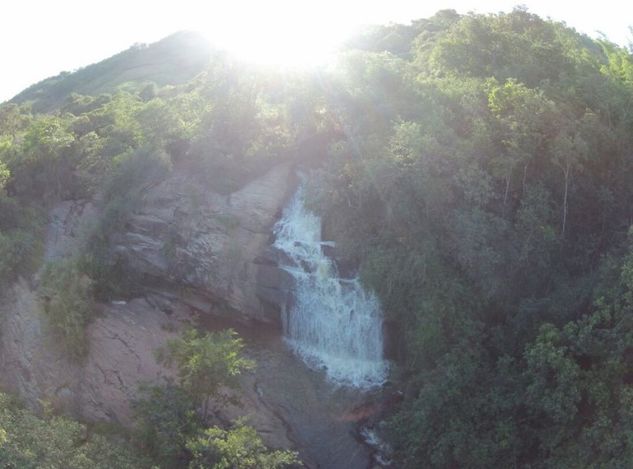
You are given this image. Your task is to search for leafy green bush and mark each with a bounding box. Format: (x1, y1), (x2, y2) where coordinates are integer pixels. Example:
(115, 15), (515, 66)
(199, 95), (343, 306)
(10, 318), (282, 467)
(186, 418), (299, 469)
(131, 385), (299, 469)
(0, 392), (147, 468)
(134, 328), (289, 469)
(0, 230), (39, 286)
(80, 145), (172, 300)
(102, 145), (172, 204)
(0, 192), (43, 288)
(131, 384), (202, 467)
(157, 329), (255, 418)
(40, 259), (94, 359)
(0, 161), (9, 190)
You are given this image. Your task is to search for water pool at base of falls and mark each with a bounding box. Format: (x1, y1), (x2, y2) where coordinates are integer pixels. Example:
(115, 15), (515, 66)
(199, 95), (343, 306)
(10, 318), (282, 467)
(273, 186), (389, 388)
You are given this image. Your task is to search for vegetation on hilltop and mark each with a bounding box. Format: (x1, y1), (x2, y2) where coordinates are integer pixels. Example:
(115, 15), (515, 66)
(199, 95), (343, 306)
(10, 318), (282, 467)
(10, 31), (215, 113)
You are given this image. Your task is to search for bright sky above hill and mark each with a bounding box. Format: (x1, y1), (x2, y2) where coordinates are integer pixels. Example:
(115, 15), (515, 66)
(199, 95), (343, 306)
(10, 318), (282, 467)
(1, 0), (632, 102)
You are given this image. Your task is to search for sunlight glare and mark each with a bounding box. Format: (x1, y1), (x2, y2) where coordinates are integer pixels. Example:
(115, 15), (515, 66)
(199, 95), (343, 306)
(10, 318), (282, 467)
(195, 1), (357, 68)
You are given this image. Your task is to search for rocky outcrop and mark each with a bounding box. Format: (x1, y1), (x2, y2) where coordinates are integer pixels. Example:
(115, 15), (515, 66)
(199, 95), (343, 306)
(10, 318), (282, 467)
(45, 200), (98, 262)
(0, 175), (383, 464)
(0, 284), (181, 422)
(112, 163), (296, 324)
(0, 163), (298, 448)
(0, 284), (294, 450)
(253, 246), (295, 324)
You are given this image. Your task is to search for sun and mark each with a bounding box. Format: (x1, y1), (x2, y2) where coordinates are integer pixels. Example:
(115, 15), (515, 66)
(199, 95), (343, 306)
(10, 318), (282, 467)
(202, 25), (335, 69)
(195, 2), (351, 69)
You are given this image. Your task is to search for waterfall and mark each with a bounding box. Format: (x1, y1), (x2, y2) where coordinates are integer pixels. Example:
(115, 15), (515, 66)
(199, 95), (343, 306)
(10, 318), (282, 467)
(273, 186), (389, 388)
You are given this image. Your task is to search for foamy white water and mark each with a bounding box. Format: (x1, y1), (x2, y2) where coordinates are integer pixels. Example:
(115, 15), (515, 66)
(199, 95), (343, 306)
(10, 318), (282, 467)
(273, 187), (389, 388)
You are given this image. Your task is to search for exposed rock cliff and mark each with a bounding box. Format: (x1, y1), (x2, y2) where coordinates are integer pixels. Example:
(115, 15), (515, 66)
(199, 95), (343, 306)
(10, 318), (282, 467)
(113, 162), (295, 324)
(0, 162), (297, 443)
(0, 283), (179, 421)
(0, 281), (294, 450)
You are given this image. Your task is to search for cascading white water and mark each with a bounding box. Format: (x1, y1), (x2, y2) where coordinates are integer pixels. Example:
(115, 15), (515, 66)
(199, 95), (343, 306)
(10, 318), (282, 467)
(273, 186), (389, 388)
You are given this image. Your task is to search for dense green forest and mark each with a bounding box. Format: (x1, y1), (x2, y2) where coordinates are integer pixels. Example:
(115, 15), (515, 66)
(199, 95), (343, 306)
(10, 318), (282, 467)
(2, 7), (633, 468)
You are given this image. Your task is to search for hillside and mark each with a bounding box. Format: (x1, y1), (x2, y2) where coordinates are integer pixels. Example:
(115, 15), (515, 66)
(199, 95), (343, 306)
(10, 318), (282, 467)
(2, 7), (633, 468)
(9, 31), (213, 112)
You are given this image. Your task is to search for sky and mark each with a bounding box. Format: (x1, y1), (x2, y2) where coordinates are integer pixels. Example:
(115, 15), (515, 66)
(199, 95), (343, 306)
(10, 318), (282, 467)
(1, 0), (632, 103)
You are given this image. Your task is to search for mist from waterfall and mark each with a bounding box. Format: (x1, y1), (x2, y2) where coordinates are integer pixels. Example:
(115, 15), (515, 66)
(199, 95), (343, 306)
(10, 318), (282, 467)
(273, 186), (389, 388)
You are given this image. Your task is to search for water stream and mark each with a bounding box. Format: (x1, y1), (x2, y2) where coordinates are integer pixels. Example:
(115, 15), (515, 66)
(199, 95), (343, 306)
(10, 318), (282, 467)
(273, 186), (389, 388)
(195, 186), (391, 467)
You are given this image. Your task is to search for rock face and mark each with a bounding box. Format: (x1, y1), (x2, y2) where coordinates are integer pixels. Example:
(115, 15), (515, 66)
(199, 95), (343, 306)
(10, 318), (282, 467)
(0, 166), (386, 465)
(0, 284), (294, 450)
(0, 284), (182, 423)
(113, 163), (296, 324)
(0, 162), (298, 449)
(45, 200), (98, 262)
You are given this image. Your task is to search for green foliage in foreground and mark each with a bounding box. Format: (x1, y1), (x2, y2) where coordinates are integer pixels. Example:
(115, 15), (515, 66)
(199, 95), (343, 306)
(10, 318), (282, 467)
(134, 329), (295, 469)
(0, 392), (147, 468)
(132, 386), (299, 469)
(187, 419), (299, 469)
(157, 329), (255, 418)
(389, 247), (633, 468)
(132, 384), (202, 467)
(0, 325), (294, 469)
(40, 259), (94, 360)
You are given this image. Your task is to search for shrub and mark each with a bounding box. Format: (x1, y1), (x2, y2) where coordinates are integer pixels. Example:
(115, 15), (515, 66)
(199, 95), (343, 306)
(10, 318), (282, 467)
(0, 392), (146, 468)
(81, 145), (172, 300)
(40, 259), (94, 359)
(157, 329), (255, 418)
(131, 384), (202, 467)
(186, 418), (299, 469)
(0, 195), (43, 288)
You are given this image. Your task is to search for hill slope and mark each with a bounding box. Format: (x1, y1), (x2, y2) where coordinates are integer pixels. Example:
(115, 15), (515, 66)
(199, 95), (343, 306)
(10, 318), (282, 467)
(10, 31), (213, 112)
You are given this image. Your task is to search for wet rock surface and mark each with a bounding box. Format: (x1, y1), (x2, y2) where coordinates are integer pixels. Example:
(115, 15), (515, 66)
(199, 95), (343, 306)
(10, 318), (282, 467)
(200, 315), (378, 469)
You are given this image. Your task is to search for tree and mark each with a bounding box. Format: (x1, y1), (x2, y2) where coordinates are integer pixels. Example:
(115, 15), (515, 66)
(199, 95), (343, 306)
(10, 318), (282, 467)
(131, 384), (202, 467)
(0, 103), (30, 139)
(0, 161), (9, 192)
(3, 114), (76, 199)
(40, 259), (95, 359)
(550, 124), (588, 238)
(486, 79), (551, 203)
(186, 418), (299, 469)
(0, 392), (146, 468)
(158, 329), (254, 418)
